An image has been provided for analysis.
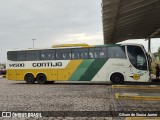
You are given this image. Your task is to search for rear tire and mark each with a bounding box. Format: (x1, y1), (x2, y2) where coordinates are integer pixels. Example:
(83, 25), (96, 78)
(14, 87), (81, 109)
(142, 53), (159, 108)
(111, 73), (124, 84)
(25, 73), (35, 84)
(36, 73), (47, 84)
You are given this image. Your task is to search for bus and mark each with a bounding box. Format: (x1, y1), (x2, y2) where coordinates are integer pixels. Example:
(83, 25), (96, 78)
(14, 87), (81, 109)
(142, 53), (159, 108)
(6, 43), (150, 84)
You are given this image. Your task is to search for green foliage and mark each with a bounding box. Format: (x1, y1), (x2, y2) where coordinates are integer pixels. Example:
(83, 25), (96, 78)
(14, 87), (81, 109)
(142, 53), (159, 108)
(151, 67), (156, 74)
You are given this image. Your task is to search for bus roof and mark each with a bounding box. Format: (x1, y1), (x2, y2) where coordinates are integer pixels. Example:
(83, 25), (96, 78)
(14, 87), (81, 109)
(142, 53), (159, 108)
(7, 43), (144, 51)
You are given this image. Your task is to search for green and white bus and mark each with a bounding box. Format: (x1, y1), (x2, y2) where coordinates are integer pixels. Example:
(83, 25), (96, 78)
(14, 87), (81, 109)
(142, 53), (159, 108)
(6, 43), (150, 84)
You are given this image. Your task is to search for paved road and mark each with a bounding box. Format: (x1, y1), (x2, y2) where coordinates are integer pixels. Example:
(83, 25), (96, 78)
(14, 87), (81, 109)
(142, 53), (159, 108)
(0, 78), (160, 120)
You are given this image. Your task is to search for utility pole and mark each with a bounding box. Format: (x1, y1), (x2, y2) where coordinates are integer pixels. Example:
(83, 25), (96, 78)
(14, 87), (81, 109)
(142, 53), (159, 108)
(32, 39), (36, 48)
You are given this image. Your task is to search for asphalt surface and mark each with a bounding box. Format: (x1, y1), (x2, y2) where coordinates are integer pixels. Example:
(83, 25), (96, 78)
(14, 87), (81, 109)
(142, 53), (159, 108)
(0, 77), (160, 120)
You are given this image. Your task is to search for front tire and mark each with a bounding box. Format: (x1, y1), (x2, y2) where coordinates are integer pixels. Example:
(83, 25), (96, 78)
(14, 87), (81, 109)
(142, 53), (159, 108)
(111, 73), (124, 84)
(25, 73), (35, 84)
(36, 73), (47, 84)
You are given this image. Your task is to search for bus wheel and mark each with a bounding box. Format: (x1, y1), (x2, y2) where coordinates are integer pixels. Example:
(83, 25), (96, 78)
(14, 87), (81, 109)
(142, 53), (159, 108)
(111, 73), (124, 84)
(36, 73), (47, 84)
(25, 73), (35, 84)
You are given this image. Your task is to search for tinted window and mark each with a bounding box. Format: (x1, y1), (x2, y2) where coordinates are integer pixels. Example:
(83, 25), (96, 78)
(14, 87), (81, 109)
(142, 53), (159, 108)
(79, 48), (88, 59)
(72, 49), (79, 59)
(127, 45), (147, 70)
(95, 47), (106, 58)
(89, 48), (95, 58)
(108, 46), (126, 58)
(41, 50), (55, 60)
(7, 51), (17, 61)
(72, 48), (88, 59)
(17, 51), (25, 61)
(89, 47), (106, 59)
(56, 49), (71, 60)
(26, 51), (40, 61)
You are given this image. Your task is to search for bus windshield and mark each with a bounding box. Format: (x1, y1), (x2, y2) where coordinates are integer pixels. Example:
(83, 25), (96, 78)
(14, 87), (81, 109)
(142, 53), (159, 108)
(127, 45), (148, 70)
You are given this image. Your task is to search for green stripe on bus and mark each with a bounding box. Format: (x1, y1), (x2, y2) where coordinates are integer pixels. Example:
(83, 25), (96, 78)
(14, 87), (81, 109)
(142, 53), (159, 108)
(79, 59), (108, 81)
(69, 59), (95, 81)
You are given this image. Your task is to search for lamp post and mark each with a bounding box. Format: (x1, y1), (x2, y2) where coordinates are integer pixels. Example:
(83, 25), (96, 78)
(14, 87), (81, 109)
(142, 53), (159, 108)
(32, 39), (36, 48)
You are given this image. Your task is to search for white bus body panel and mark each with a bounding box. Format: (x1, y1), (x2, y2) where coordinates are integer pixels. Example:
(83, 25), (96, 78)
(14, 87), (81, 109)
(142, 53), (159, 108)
(92, 58), (149, 82)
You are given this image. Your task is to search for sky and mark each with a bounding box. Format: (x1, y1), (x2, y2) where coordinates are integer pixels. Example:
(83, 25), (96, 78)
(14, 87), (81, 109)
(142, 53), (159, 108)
(0, 0), (160, 63)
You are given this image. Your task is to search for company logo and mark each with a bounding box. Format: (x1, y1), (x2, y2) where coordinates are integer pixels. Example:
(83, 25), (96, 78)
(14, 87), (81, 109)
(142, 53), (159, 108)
(32, 62), (62, 67)
(1, 112), (42, 118)
(130, 74), (142, 80)
(2, 112), (11, 117)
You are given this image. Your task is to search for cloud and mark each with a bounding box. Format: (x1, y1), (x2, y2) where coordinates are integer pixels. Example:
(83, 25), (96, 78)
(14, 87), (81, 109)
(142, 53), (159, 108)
(0, 0), (102, 62)
(0, 0), (159, 63)
(49, 32), (103, 46)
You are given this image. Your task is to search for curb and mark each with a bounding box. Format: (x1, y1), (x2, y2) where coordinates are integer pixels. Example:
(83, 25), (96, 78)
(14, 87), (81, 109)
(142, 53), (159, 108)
(115, 93), (160, 101)
(112, 85), (160, 90)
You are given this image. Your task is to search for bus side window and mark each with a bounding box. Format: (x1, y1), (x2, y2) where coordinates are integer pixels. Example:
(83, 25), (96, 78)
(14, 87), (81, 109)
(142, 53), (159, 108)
(119, 46), (126, 58)
(50, 50), (56, 60)
(63, 49), (71, 60)
(107, 46), (126, 58)
(100, 47), (106, 58)
(41, 50), (55, 60)
(7, 51), (17, 61)
(79, 48), (88, 59)
(41, 53), (45, 59)
(95, 48), (100, 58)
(89, 48), (94, 58)
(17, 51), (25, 61)
(64, 53), (71, 59)
(108, 47), (115, 58)
(56, 49), (71, 60)
(56, 50), (64, 60)
(72, 49), (79, 59)
(95, 47), (106, 58)
(26, 51), (40, 61)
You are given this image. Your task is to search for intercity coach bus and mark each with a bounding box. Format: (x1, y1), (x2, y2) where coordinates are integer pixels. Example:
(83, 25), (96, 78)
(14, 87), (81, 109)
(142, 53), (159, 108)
(6, 43), (150, 84)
